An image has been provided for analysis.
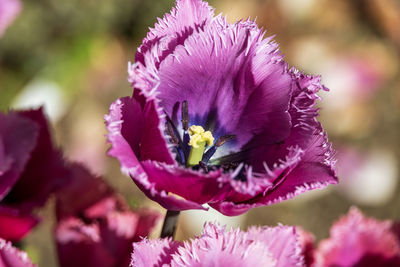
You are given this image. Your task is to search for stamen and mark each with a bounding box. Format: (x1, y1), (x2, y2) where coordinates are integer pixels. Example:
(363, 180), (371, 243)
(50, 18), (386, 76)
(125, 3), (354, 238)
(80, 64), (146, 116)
(174, 149), (185, 167)
(202, 146), (216, 163)
(181, 100), (189, 131)
(202, 134), (236, 163)
(164, 114), (185, 165)
(165, 120), (179, 144)
(215, 135), (236, 147)
(181, 100), (190, 161)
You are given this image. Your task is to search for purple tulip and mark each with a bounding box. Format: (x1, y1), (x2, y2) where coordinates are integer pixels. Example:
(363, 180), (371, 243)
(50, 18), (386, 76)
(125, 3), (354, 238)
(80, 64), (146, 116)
(313, 207), (400, 267)
(0, 238), (36, 267)
(106, 0), (337, 216)
(55, 164), (160, 267)
(131, 222), (304, 267)
(0, 108), (69, 241)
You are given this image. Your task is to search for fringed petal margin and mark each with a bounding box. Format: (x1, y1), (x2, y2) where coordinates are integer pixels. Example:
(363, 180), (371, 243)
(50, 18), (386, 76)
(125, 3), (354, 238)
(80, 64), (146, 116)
(0, 238), (37, 267)
(131, 238), (181, 267)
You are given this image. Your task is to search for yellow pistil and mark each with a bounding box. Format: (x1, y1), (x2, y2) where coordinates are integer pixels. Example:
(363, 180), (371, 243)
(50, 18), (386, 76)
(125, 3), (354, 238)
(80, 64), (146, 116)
(187, 125), (214, 166)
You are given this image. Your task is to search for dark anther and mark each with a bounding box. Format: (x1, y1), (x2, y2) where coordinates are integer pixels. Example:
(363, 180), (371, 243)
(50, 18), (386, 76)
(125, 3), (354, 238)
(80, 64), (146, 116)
(165, 120), (179, 144)
(181, 100), (189, 131)
(174, 147), (185, 165)
(164, 113), (186, 165)
(215, 135), (236, 147)
(202, 135), (236, 163)
(172, 101), (180, 124)
(180, 100), (190, 160)
(199, 161), (209, 172)
(202, 146), (216, 163)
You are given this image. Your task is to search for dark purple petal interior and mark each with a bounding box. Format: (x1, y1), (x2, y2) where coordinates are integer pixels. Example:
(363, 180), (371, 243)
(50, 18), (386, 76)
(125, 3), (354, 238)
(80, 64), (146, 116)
(3, 109), (70, 212)
(0, 112), (39, 200)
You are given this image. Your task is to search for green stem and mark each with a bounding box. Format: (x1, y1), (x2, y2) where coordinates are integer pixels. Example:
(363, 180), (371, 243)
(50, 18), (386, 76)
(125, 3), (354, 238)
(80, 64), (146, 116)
(160, 210), (180, 239)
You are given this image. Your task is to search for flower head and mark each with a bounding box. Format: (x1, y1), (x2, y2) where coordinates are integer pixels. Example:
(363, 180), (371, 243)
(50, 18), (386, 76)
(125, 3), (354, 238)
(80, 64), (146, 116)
(313, 207), (400, 267)
(0, 108), (69, 241)
(55, 164), (160, 267)
(106, 0), (337, 216)
(131, 223), (304, 267)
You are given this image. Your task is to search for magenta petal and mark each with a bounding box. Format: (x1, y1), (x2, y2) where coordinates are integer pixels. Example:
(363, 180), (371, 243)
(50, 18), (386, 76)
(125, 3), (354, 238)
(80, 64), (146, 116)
(105, 96), (174, 168)
(211, 72), (337, 215)
(0, 207), (39, 242)
(136, 0), (214, 67)
(241, 71), (337, 207)
(100, 211), (140, 266)
(133, 209), (160, 242)
(213, 132), (336, 216)
(131, 238), (181, 267)
(155, 18), (291, 147)
(0, 112), (39, 199)
(141, 160), (223, 204)
(133, 178), (207, 211)
(106, 97), (206, 211)
(0, 108), (68, 240)
(259, 131), (337, 205)
(295, 227), (315, 267)
(209, 146), (304, 216)
(171, 224), (277, 267)
(55, 164), (161, 267)
(144, 0), (213, 41)
(56, 218), (116, 267)
(132, 224), (303, 267)
(166, 223), (303, 267)
(56, 163), (113, 220)
(0, 238), (36, 267)
(246, 226), (304, 267)
(314, 207), (400, 267)
(105, 97), (144, 177)
(4, 108), (70, 212)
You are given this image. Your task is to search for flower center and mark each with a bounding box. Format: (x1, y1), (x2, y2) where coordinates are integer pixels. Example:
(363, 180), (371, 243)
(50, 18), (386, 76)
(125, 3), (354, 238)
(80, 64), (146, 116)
(164, 100), (236, 172)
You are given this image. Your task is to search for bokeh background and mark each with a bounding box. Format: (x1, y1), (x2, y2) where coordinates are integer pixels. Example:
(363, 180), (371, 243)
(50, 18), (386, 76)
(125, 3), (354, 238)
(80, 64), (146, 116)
(1, 0), (400, 266)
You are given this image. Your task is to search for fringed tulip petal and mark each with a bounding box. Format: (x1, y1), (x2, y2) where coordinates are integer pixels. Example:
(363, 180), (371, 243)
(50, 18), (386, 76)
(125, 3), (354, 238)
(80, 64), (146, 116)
(314, 207), (400, 267)
(0, 238), (36, 267)
(55, 164), (161, 267)
(0, 108), (69, 241)
(130, 223), (304, 267)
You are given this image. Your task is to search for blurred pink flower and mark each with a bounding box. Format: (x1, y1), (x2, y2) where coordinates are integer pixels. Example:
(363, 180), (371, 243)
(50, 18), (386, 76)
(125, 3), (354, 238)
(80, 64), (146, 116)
(131, 223), (304, 267)
(296, 227), (315, 267)
(336, 146), (398, 206)
(313, 207), (400, 267)
(0, 108), (69, 241)
(55, 164), (160, 267)
(0, 238), (36, 267)
(0, 0), (21, 37)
